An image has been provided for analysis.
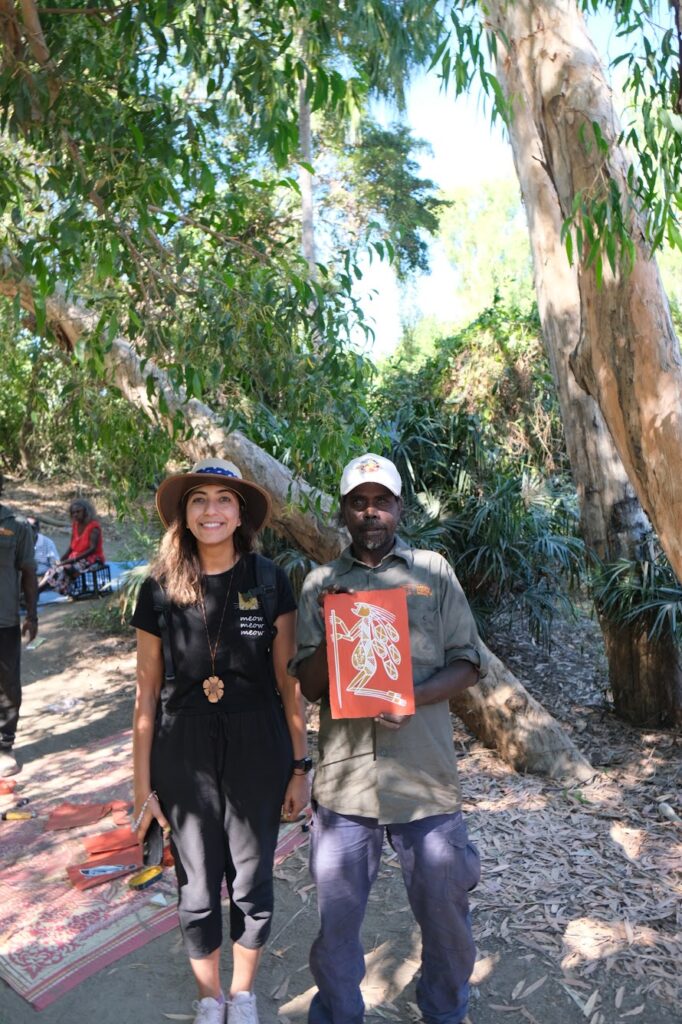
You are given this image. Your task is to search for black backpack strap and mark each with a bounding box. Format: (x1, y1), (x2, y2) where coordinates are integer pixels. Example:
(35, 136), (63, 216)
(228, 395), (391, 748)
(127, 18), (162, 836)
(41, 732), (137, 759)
(244, 553), (278, 651)
(151, 581), (175, 683)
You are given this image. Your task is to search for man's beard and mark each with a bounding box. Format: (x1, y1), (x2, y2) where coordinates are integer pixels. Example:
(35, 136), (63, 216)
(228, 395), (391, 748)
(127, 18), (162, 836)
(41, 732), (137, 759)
(358, 526), (389, 550)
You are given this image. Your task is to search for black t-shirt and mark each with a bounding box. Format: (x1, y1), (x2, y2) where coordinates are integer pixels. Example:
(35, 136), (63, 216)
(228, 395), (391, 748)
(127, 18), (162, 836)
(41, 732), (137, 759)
(131, 554), (296, 714)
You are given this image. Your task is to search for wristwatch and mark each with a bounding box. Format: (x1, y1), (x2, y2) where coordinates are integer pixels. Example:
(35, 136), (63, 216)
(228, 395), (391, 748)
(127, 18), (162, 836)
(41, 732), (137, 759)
(292, 756), (313, 774)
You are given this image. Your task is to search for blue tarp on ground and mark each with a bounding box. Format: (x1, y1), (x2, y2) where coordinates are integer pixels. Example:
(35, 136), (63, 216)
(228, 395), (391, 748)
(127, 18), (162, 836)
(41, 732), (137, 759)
(36, 561), (144, 606)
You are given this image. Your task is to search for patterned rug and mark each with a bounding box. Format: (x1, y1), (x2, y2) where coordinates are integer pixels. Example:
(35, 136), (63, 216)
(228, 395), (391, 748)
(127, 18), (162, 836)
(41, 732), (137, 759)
(0, 730), (309, 1010)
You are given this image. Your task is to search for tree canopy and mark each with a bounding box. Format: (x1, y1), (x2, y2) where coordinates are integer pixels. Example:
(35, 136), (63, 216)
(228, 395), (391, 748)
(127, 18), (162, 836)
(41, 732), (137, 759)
(0, 0), (449, 496)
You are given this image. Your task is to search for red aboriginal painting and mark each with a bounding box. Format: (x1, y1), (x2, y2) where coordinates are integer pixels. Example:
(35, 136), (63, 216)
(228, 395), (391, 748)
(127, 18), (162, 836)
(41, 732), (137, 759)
(324, 588), (415, 719)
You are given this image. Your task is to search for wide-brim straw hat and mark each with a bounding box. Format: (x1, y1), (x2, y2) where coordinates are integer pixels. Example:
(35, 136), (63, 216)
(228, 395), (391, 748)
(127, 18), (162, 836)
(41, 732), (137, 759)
(155, 458), (272, 531)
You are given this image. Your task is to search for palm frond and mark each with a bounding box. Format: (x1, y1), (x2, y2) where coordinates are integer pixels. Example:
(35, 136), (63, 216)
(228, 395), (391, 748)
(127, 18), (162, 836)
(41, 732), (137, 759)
(591, 549), (682, 642)
(117, 563), (151, 619)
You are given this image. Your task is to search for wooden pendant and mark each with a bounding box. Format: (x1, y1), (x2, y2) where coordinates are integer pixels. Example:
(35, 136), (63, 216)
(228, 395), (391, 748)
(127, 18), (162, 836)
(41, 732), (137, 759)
(202, 675), (224, 703)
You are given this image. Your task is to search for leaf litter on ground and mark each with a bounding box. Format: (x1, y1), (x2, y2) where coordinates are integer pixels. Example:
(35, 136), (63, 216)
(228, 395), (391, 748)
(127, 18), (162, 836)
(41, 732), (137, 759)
(453, 609), (682, 1012)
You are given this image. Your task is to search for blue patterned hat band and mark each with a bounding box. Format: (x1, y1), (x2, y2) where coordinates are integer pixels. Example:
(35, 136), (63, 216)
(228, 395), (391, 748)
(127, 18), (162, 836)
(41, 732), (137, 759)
(196, 466), (238, 478)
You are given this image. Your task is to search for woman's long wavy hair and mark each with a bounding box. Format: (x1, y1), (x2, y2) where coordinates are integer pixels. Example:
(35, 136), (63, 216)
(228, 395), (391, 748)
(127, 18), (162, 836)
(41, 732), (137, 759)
(150, 491), (256, 606)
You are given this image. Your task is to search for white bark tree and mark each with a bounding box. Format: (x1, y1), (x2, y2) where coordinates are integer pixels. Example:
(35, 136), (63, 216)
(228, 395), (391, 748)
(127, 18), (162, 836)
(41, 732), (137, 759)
(298, 79), (317, 278)
(485, 0), (682, 725)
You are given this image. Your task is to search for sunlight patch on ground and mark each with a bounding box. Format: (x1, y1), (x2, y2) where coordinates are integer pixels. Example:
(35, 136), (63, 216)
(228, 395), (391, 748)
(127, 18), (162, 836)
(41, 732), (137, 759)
(279, 984), (315, 1018)
(562, 917), (660, 969)
(472, 789), (549, 812)
(18, 652), (135, 750)
(580, 775), (621, 806)
(470, 951), (500, 984)
(8, 732), (131, 806)
(362, 933), (421, 1006)
(609, 822), (646, 861)
(280, 932), (422, 1018)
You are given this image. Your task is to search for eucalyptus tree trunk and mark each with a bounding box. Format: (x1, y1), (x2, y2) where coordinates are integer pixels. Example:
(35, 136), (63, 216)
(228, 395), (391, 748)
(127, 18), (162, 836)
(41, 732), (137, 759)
(0, 271), (594, 781)
(298, 78), (317, 278)
(487, 0), (682, 725)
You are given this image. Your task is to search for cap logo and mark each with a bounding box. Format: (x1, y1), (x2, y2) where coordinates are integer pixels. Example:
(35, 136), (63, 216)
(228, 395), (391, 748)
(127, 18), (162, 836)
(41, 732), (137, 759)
(358, 458), (381, 475)
(196, 466), (238, 478)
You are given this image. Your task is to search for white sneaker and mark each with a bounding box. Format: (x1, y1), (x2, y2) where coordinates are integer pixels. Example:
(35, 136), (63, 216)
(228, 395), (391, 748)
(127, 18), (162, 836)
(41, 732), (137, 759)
(226, 992), (259, 1024)
(192, 996), (225, 1024)
(0, 750), (20, 777)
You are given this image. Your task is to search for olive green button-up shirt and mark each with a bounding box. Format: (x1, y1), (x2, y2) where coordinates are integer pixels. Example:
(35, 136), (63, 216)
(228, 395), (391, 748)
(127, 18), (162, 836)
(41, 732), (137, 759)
(291, 537), (488, 825)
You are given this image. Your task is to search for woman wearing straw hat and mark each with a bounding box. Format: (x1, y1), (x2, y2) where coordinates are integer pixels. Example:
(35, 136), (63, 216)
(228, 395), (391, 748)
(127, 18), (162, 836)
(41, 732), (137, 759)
(131, 458), (310, 1024)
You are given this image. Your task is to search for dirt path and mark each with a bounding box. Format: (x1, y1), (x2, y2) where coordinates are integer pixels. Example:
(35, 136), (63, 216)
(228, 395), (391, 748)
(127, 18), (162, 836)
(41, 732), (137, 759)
(0, 478), (680, 1024)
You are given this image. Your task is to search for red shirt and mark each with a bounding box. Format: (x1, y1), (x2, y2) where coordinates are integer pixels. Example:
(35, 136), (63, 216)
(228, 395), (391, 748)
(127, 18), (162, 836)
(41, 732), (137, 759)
(68, 519), (104, 564)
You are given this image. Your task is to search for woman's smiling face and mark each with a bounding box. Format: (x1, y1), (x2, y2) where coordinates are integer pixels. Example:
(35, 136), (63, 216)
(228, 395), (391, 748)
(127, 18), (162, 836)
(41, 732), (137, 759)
(184, 484), (241, 548)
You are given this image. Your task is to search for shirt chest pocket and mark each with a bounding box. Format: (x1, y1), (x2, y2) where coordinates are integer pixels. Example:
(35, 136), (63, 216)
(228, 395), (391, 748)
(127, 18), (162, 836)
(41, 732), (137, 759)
(407, 593), (442, 663)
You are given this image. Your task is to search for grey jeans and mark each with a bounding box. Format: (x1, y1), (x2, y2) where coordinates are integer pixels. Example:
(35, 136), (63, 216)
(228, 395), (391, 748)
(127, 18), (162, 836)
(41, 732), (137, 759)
(308, 803), (480, 1024)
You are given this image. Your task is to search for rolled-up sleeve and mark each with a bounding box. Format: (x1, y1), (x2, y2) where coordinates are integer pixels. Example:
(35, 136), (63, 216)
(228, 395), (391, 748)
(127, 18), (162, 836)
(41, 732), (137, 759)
(440, 558), (489, 679)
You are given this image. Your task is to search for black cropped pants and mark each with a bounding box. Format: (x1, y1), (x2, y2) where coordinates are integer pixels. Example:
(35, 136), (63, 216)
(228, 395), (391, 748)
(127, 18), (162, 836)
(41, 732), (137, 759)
(151, 700), (292, 958)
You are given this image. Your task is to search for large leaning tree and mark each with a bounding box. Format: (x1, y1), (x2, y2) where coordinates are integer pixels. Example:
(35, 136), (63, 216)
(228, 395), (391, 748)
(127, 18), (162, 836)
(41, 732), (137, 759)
(441, 0), (682, 725)
(0, 0), (594, 780)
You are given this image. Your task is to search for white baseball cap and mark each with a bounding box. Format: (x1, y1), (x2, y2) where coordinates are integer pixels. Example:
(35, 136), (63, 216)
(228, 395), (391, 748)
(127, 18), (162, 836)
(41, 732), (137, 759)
(340, 453), (402, 497)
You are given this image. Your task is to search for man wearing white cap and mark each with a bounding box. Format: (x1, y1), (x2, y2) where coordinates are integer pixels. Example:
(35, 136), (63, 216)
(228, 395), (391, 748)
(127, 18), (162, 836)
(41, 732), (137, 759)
(291, 453), (487, 1024)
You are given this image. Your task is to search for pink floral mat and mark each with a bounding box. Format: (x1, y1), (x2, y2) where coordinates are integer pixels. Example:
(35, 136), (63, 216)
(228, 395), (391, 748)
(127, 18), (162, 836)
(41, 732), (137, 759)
(0, 730), (309, 1010)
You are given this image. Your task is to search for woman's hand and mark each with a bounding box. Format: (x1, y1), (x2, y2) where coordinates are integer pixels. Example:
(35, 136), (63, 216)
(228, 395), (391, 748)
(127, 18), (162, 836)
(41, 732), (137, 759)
(133, 791), (170, 844)
(281, 773), (311, 821)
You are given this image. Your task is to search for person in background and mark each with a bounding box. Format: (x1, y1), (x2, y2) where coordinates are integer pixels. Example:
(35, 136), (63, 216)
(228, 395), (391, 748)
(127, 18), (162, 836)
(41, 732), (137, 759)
(0, 474), (38, 778)
(291, 453), (487, 1024)
(39, 498), (105, 594)
(131, 458), (310, 1024)
(26, 516), (59, 576)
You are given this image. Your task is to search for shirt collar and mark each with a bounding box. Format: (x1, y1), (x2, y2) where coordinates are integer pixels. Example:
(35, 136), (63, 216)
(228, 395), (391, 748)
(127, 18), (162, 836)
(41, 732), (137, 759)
(337, 535), (413, 575)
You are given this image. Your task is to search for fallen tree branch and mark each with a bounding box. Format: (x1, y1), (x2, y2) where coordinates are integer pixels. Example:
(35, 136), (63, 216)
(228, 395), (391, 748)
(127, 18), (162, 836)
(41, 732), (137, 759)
(452, 649), (595, 782)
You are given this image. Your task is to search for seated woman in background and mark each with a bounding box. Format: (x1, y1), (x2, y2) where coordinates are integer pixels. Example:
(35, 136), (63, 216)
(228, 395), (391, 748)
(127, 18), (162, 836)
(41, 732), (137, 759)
(38, 499), (105, 594)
